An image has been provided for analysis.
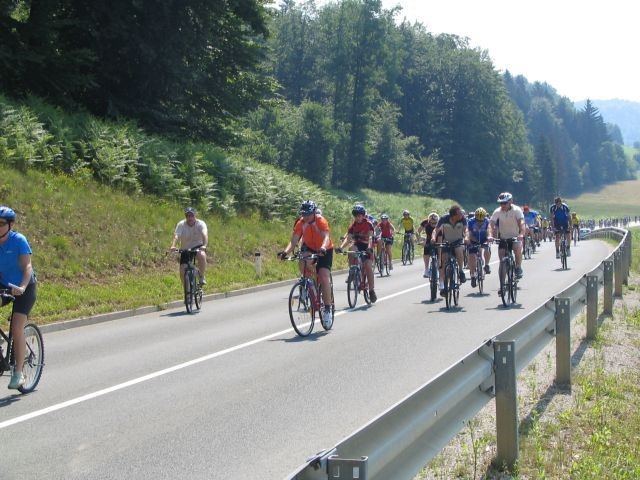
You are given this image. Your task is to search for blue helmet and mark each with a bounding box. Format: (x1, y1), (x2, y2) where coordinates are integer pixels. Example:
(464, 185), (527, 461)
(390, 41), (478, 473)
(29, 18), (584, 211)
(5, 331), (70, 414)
(352, 204), (366, 216)
(0, 206), (16, 221)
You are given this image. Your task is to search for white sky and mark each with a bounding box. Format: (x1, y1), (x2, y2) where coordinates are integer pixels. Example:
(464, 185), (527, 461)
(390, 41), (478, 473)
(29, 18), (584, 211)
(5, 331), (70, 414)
(312, 0), (640, 102)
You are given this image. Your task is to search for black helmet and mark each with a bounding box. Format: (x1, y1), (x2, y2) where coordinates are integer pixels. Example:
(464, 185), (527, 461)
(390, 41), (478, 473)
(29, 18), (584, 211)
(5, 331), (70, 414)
(0, 206), (16, 221)
(299, 200), (317, 216)
(184, 207), (196, 215)
(497, 192), (512, 203)
(352, 204), (366, 216)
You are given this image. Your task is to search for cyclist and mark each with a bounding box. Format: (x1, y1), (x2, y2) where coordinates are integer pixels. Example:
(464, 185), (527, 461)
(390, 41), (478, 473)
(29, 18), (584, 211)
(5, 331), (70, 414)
(489, 192), (525, 289)
(550, 196), (571, 258)
(0, 206), (37, 390)
(541, 217), (550, 242)
(417, 212), (439, 278)
(523, 205), (542, 247)
(398, 209), (416, 245)
(466, 207), (491, 288)
(278, 200), (334, 325)
(433, 205), (467, 297)
(571, 212), (580, 242)
(170, 207), (208, 286)
(337, 205), (377, 303)
(378, 214), (396, 270)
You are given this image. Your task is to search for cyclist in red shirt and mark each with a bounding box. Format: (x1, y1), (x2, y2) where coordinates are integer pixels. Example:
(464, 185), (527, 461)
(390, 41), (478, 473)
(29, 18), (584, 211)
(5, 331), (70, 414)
(279, 200), (334, 322)
(337, 205), (377, 303)
(378, 214), (395, 270)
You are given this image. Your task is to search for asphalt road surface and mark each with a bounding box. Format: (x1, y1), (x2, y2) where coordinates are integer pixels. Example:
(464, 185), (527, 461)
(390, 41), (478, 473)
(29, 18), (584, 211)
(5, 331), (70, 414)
(0, 238), (612, 479)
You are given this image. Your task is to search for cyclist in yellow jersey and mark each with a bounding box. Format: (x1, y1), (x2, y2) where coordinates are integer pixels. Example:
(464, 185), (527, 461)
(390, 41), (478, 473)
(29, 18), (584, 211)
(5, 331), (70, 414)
(398, 210), (416, 243)
(571, 212), (580, 242)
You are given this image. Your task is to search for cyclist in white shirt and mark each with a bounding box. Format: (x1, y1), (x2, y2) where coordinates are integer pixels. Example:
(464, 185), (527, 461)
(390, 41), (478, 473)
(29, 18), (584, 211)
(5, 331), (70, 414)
(170, 207), (209, 285)
(489, 192), (525, 284)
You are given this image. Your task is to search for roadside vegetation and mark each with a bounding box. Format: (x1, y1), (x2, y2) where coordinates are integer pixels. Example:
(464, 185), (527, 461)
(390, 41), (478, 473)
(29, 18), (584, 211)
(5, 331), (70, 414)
(418, 228), (640, 479)
(565, 178), (640, 219)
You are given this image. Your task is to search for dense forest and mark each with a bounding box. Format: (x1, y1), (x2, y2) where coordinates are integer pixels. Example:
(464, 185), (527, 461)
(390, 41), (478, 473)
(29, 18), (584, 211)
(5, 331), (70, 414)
(1, 0), (636, 209)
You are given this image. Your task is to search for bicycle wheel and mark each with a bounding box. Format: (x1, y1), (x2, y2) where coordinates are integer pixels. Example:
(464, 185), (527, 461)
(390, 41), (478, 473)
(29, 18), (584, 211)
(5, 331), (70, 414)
(452, 264), (460, 306)
(383, 251), (390, 276)
(429, 260), (438, 301)
(289, 281), (314, 336)
(362, 272), (371, 305)
(409, 243), (415, 264)
(561, 241), (568, 270)
(18, 323), (45, 394)
(499, 259), (508, 307)
(508, 260), (518, 304)
(402, 242), (409, 265)
(376, 251), (383, 276)
(477, 258), (484, 294)
(347, 268), (359, 308)
(194, 284), (203, 310)
(184, 269), (194, 313)
(321, 276), (335, 331)
(444, 262), (454, 309)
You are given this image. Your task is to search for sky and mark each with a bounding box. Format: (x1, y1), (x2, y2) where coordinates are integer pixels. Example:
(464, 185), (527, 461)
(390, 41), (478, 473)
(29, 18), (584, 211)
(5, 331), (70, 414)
(312, 0), (640, 103)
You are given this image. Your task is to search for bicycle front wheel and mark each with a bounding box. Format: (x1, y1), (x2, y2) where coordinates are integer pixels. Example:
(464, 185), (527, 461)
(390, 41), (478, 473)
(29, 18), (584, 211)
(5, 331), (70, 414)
(347, 268), (359, 308)
(289, 281), (314, 336)
(409, 243), (415, 264)
(499, 259), (508, 307)
(376, 251), (383, 276)
(194, 284), (203, 310)
(401, 242), (409, 265)
(184, 269), (194, 313)
(561, 241), (568, 270)
(383, 251), (390, 276)
(452, 265), (459, 306)
(429, 263), (438, 301)
(444, 263), (454, 309)
(18, 323), (45, 394)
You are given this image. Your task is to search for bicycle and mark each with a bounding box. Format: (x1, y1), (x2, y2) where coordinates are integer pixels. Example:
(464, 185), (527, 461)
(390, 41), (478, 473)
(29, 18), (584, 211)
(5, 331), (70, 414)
(435, 242), (461, 310)
(377, 237), (393, 276)
(176, 245), (205, 314)
(342, 250), (372, 308)
(428, 248), (440, 301)
(401, 233), (414, 265)
(285, 253), (334, 337)
(523, 234), (533, 260)
(498, 237), (519, 307)
(559, 231), (569, 270)
(0, 290), (44, 393)
(470, 243), (490, 295)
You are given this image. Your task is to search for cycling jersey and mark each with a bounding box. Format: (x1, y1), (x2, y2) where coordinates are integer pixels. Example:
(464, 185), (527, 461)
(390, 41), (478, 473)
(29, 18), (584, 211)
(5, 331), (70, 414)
(490, 205), (524, 238)
(293, 214), (333, 252)
(571, 216), (580, 226)
(550, 202), (570, 227)
(399, 216), (414, 232)
(467, 218), (489, 244)
(379, 221), (394, 238)
(419, 220), (436, 244)
(0, 231), (33, 287)
(542, 219), (549, 228)
(348, 219), (374, 246)
(437, 214), (467, 243)
(523, 210), (539, 227)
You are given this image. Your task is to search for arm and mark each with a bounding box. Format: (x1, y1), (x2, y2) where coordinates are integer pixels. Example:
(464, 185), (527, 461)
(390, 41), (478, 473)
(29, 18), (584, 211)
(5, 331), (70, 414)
(13, 254), (33, 296)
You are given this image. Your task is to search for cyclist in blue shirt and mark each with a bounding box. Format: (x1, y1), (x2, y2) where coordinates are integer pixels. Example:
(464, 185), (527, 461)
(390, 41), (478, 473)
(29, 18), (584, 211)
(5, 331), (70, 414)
(550, 196), (571, 258)
(465, 207), (492, 288)
(523, 205), (542, 247)
(0, 206), (37, 390)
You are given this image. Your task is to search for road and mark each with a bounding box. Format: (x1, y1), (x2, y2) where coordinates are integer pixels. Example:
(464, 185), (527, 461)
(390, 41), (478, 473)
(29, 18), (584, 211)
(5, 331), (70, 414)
(0, 238), (612, 479)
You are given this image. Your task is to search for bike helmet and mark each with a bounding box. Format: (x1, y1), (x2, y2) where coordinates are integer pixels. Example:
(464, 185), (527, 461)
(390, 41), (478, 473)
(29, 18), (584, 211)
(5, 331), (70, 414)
(352, 204), (366, 216)
(380, 214), (389, 220)
(571, 212), (577, 216)
(402, 209), (410, 215)
(299, 200), (317, 216)
(428, 212), (439, 222)
(497, 192), (512, 203)
(184, 207), (196, 215)
(474, 207), (487, 221)
(0, 206), (16, 221)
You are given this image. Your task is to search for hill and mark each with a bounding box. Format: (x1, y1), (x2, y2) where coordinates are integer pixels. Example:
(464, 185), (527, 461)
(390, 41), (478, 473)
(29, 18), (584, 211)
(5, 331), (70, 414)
(574, 99), (640, 146)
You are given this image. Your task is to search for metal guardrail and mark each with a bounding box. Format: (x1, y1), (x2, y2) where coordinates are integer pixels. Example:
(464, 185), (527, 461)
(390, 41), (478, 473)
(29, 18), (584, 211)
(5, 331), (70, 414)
(288, 227), (633, 480)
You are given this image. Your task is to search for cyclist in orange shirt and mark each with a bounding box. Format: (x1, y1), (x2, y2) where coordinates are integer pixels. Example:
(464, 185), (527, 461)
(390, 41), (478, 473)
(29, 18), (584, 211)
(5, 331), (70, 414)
(279, 201), (334, 323)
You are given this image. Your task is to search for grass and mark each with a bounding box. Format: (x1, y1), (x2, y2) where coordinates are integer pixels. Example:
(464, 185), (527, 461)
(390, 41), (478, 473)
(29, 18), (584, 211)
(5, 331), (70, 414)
(565, 178), (640, 218)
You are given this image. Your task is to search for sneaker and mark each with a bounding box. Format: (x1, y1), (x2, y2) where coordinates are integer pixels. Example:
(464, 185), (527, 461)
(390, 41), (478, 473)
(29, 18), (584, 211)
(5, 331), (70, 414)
(322, 308), (333, 328)
(199, 276), (207, 286)
(369, 290), (377, 303)
(484, 265), (491, 274)
(440, 288), (447, 297)
(471, 277), (477, 288)
(515, 266), (523, 278)
(8, 371), (25, 390)
(556, 251), (560, 259)
(459, 270), (466, 283)
(423, 268), (429, 278)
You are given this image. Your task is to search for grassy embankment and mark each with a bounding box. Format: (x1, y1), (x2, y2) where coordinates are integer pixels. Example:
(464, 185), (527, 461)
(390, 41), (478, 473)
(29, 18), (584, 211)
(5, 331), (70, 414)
(2, 168), (454, 325)
(565, 177), (640, 219)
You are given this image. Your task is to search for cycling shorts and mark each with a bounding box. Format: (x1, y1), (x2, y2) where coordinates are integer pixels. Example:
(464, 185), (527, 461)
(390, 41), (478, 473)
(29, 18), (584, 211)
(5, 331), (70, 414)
(179, 251), (198, 265)
(355, 242), (374, 261)
(498, 238), (520, 251)
(554, 224), (569, 234)
(9, 281), (37, 316)
(381, 237), (394, 246)
(468, 243), (489, 255)
(301, 246), (333, 271)
(423, 243), (437, 256)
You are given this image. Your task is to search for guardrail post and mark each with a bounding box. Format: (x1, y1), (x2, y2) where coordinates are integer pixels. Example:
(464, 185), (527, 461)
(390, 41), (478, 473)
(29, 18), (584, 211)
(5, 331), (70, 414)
(603, 260), (613, 314)
(493, 340), (518, 471)
(255, 251), (262, 277)
(614, 250), (623, 297)
(586, 275), (598, 340)
(555, 298), (571, 386)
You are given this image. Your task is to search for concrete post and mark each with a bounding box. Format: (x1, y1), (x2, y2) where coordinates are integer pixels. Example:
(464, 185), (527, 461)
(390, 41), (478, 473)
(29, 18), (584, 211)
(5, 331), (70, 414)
(555, 298), (571, 386)
(586, 275), (598, 340)
(603, 260), (613, 315)
(494, 341), (518, 471)
(614, 250), (623, 297)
